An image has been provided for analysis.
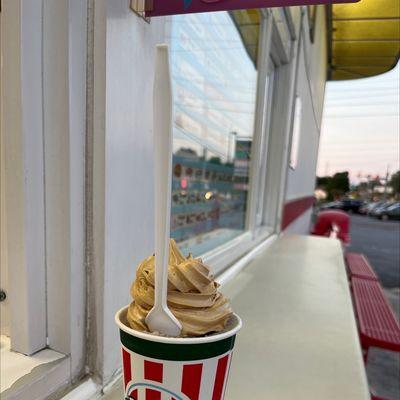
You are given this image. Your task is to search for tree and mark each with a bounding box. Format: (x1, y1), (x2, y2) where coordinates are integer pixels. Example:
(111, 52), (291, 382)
(389, 170), (400, 194)
(316, 176), (330, 188)
(316, 171), (350, 201)
(329, 172), (350, 195)
(209, 157), (222, 165)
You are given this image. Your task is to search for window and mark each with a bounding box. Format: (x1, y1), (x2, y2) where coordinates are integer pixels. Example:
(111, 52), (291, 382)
(1, 2), (86, 397)
(168, 12), (259, 256)
(255, 60), (276, 227)
(289, 96), (302, 169)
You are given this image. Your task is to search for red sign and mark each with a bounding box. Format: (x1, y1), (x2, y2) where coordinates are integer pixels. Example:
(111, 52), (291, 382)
(146, 0), (358, 17)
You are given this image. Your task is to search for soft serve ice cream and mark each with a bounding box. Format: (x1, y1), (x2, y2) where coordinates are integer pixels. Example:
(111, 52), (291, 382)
(127, 239), (232, 337)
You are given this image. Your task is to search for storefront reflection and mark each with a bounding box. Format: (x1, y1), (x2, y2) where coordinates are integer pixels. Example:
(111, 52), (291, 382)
(168, 11), (258, 255)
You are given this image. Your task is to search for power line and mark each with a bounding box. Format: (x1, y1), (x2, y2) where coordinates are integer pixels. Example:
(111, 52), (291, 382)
(325, 103), (399, 108)
(321, 141), (399, 146)
(319, 150), (397, 154)
(326, 88), (399, 95)
(324, 113), (399, 118)
(326, 94), (399, 103)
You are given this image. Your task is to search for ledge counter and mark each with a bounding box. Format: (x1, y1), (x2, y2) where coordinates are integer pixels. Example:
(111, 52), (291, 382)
(223, 234), (370, 400)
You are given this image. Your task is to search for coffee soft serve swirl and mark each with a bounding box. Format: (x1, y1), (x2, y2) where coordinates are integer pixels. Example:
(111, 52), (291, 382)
(127, 240), (232, 336)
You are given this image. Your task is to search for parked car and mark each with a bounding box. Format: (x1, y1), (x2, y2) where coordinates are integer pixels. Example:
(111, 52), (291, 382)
(359, 201), (385, 216)
(370, 202), (394, 217)
(338, 199), (364, 214)
(374, 202), (400, 220)
(359, 203), (372, 215)
(319, 201), (343, 210)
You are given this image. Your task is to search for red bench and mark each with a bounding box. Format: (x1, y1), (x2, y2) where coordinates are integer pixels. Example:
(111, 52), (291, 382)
(351, 277), (400, 361)
(346, 253), (397, 400)
(345, 252), (378, 281)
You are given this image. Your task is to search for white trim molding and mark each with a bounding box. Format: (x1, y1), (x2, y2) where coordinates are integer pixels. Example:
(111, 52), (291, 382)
(1, 0), (87, 394)
(1, 0), (47, 355)
(42, 0), (87, 378)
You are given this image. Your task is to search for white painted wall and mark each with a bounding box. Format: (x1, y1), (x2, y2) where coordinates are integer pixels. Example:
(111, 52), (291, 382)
(284, 5), (327, 231)
(283, 208), (313, 235)
(42, 0), (87, 378)
(91, 0), (166, 382)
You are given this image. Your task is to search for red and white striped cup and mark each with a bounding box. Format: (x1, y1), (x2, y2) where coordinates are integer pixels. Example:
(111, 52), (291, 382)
(115, 306), (242, 400)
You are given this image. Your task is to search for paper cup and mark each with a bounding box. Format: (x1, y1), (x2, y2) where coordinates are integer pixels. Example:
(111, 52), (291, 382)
(115, 306), (242, 400)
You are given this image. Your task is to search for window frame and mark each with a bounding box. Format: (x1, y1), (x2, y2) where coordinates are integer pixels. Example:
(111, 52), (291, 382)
(289, 95), (303, 170)
(254, 60), (276, 228)
(1, 0), (87, 397)
(245, 11), (274, 237)
(307, 5), (317, 43)
(1, 0), (47, 356)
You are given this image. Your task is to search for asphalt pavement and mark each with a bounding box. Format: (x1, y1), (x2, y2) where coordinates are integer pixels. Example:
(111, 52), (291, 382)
(346, 214), (400, 400)
(347, 214), (400, 289)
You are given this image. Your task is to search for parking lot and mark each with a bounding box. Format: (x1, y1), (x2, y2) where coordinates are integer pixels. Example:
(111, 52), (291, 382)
(347, 214), (399, 399)
(348, 214), (400, 289)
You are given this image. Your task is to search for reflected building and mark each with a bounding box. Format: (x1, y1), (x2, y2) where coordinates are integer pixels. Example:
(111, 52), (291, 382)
(171, 138), (251, 246)
(168, 11), (257, 254)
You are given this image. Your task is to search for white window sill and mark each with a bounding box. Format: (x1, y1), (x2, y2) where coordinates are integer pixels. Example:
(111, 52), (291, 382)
(202, 226), (275, 276)
(1, 335), (68, 400)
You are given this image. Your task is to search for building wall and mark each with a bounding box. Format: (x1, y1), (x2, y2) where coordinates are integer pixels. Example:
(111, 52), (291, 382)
(284, 208), (313, 235)
(91, 0), (166, 382)
(283, 5), (327, 233)
(92, 3), (329, 382)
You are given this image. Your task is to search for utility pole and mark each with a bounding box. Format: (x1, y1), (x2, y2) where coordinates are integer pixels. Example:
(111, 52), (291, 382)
(202, 147), (208, 182)
(383, 164), (390, 200)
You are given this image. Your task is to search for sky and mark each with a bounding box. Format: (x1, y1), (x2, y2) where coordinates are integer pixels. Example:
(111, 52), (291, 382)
(317, 62), (400, 184)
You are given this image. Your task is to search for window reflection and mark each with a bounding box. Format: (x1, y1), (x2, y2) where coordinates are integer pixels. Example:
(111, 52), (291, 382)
(168, 12), (258, 256)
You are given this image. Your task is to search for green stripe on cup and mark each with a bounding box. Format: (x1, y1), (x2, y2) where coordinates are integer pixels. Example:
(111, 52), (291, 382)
(120, 330), (236, 361)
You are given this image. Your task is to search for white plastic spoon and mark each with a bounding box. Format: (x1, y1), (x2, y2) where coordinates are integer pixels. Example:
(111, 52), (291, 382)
(145, 45), (182, 337)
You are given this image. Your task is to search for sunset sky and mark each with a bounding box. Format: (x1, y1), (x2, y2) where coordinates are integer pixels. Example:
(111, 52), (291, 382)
(317, 62), (400, 184)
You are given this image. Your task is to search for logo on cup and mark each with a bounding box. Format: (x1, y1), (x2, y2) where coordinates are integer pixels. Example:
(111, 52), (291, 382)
(126, 382), (189, 400)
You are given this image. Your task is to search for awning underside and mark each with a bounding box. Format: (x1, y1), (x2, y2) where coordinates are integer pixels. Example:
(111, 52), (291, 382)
(231, 2), (399, 81)
(330, 0), (400, 80)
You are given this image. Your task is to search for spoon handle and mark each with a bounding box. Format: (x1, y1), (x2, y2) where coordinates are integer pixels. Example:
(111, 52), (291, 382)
(153, 44), (173, 310)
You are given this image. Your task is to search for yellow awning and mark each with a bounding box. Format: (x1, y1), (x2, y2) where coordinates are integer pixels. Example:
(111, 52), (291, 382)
(329, 0), (400, 80)
(231, 2), (399, 80)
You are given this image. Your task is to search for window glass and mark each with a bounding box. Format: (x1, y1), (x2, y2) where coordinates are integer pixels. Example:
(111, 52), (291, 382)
(289, 96), (302, 169)
(255, 63), (275, 227)
(168, 12), (259, 256)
